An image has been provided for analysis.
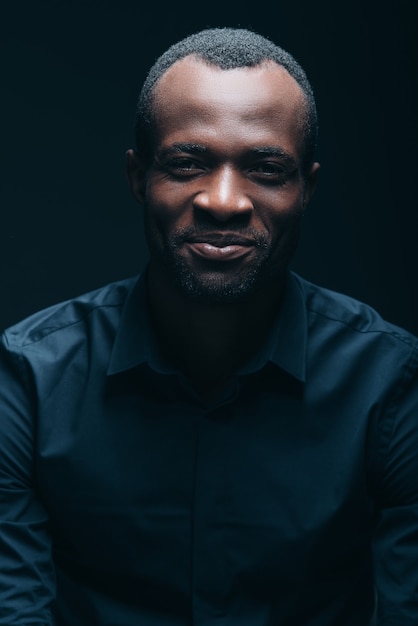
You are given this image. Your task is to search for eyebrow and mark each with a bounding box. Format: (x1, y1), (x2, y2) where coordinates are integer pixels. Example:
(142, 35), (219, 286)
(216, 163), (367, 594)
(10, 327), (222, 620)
(159, 143), (208, 156)
(250, 146), (297, 165)
(158, 143), (297, 166)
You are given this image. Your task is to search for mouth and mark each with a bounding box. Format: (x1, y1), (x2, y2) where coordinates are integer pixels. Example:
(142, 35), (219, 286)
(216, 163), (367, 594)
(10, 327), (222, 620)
(185, 233), (256, 262)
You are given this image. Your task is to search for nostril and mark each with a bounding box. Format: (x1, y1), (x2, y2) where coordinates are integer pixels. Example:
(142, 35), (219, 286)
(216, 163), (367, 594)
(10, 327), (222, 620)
(193, 191), (253, 220)
(193, 205), (252, 227)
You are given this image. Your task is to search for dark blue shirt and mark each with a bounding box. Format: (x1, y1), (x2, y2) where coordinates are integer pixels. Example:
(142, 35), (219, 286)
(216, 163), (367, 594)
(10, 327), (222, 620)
(1, 270), (418, 625)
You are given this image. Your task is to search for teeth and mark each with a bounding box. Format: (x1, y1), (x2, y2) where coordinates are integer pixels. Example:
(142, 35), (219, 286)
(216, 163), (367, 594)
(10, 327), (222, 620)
(204, 243), (235, 250)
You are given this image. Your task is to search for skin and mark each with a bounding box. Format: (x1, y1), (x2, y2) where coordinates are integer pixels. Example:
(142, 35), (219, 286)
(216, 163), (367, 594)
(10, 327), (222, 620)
(126, 56), (320, 401)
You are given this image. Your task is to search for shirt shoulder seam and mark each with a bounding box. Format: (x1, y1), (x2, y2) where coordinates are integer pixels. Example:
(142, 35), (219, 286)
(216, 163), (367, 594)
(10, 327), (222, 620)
(5, 301), (126, 351)
(306, 306), (418, 350)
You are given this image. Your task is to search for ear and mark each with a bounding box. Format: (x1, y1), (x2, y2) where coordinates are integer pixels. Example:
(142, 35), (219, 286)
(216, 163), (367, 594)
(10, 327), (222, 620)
(302, 161), (320, 209)
(126, 148), (147, 204)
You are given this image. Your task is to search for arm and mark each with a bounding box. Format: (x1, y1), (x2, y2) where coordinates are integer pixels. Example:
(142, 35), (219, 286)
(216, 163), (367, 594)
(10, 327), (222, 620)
(372, 364), (418, 624)
(0, 338), (55, 624)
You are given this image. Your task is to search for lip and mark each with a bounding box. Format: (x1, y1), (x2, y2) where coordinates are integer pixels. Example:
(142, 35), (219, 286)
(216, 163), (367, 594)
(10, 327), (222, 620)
(185, 235), (255, 262)
(186, 233), (255, 247)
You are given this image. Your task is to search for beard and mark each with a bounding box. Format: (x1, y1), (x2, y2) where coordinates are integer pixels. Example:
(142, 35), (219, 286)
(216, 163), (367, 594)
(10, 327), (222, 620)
(145, 216), (301, 304)
(166, 227), (271, 303)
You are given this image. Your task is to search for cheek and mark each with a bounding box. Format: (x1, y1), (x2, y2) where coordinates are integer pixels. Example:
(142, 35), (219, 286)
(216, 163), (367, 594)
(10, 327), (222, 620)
(144, 186), (193, 247)
(258, 190), (304, 235)
(145, 178), (191, 225)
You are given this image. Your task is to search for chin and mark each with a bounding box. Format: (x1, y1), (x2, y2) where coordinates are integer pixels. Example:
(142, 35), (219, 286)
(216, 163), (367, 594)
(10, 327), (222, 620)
(147, 225), (299, 304)
(169, 259), (284, 304)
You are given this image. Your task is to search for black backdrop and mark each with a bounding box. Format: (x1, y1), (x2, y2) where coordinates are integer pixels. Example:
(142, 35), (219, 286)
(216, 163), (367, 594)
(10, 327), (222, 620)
(2, 0), (417, 334)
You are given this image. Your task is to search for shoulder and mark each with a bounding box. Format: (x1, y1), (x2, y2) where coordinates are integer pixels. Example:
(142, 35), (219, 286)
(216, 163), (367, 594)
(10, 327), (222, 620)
(292, 271), (418, 349)
(2, 276), (139, 353)
(290, 272), (418, 389)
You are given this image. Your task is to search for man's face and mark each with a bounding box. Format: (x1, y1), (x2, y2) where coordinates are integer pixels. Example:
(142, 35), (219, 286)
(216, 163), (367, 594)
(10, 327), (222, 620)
(128, 57), (319, 303)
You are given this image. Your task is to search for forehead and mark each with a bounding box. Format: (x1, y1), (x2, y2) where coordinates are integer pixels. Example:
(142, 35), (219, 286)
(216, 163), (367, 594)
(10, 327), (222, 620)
(151, 57), (307, 156)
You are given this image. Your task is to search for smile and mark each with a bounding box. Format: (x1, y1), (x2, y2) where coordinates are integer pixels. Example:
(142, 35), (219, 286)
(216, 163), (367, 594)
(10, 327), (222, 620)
(183, 232), (260, 262)
(187, 241), (255, 261)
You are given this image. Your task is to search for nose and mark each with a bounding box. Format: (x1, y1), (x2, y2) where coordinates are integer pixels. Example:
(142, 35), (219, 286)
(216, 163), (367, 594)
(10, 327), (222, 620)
(193, 166), (253, 222)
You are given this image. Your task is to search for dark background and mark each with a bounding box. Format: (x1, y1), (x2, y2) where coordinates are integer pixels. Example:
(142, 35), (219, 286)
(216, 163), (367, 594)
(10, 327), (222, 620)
(2, 0), (417, 334)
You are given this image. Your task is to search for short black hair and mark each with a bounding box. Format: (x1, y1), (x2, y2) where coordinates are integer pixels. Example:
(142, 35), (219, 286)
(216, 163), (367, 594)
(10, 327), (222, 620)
(135, 27), (318, 170)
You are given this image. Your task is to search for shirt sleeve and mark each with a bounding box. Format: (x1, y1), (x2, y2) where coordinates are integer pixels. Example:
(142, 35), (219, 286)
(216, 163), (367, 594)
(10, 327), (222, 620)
(0, 336), (55, 625)
(372, 356), (418, 624)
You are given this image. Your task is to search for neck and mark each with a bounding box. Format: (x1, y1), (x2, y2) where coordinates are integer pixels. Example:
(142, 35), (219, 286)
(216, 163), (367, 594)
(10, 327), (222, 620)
(146, 265), (285, 389)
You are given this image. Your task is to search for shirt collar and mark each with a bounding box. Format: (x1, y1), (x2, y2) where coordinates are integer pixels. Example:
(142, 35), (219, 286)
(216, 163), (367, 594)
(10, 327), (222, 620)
(107, 269), (307, 383)
(237, 271), (307, 382)
(107, 270), (168, 376)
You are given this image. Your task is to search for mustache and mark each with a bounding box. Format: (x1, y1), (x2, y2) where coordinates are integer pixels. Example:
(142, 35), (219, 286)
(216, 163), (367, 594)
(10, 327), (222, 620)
(169, 226), (269, 249)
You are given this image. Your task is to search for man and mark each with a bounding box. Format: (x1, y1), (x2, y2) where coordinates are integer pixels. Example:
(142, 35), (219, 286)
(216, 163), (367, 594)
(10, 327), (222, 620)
(0, 27), (417, 626)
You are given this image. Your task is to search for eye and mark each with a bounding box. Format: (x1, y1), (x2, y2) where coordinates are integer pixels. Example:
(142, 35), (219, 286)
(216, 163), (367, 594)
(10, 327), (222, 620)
(249, 162), (289, 184)
(163, 157), (206, 178)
